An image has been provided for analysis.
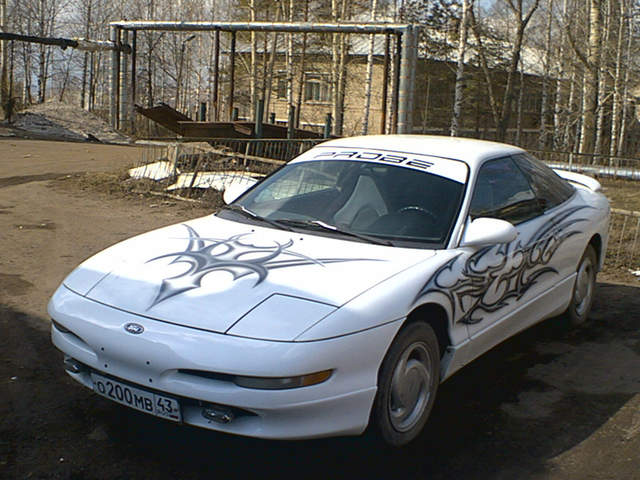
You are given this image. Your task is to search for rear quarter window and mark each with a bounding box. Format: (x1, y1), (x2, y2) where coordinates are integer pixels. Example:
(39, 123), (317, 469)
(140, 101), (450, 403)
(512, 153), (574, 210)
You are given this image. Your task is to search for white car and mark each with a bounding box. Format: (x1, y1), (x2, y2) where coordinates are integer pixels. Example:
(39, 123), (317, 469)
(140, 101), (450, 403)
(49, 135), (610, 446)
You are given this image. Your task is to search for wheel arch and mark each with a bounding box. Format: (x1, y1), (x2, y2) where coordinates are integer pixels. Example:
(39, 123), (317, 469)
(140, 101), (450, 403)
(404, 302), (451, 357)
(588, 234), (603, 271)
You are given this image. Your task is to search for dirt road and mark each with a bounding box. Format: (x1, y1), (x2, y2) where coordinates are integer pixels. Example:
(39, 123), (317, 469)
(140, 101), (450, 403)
(1, 139), (640, 479)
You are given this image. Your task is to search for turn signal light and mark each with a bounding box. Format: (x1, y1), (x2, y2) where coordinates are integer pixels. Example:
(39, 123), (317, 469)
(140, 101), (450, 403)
(233, 369), (333, 390)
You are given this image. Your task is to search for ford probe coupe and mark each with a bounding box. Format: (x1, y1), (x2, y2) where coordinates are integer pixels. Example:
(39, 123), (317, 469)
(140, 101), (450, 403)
(49, 135), (610, 446)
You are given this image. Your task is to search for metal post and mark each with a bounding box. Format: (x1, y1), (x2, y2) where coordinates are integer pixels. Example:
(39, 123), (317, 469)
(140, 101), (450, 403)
(228, 31), (236, 121)
(397, 25), (416, 134)
(287, 105), (296, 139)
(199, 102), (207, 121)
(6, 39), (12, 122)
(0, 0), (7, 120)
(380, 33), (391, 135)
(212, 29), (220, 121)
(109, 26), (119, 128)
(255, 98), (264, 138)
(119, 29), (129, 131)
(391, 33), (401, 134)
(131, 30), (137, 134)
(324, 113), (332, 139)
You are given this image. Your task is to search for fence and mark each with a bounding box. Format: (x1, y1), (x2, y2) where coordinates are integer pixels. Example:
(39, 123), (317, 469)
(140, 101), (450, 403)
(129, 139), (311, 201)
(531, 150), (640, 181)
(608, 208), (640, 271)
(128, 140), (640, 272)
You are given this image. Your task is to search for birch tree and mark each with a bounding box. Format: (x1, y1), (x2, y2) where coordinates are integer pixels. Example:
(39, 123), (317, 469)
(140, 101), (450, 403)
(451, 0), (472, 136)
(578, 0), (601, 155)
(495, 0), (541, 142)
(361, 0), (378, 135)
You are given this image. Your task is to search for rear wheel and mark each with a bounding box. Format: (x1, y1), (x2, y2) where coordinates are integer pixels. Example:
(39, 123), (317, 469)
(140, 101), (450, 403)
(566, 245), (597, 326)
(371, 322), (440, 446)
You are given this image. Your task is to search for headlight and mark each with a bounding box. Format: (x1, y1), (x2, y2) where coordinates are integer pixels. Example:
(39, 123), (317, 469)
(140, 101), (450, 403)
(233, 370), (333, 390)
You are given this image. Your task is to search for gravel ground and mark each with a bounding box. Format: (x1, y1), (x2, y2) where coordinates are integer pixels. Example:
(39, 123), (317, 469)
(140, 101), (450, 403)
(1, 138), (640, 480)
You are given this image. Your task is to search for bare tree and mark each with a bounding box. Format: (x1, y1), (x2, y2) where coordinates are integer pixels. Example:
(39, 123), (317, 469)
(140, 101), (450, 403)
(451, 0), (472, 136)
(495, 0), (541, 142)
(577, 0), (601, 154)
(362, 0), (379, 135)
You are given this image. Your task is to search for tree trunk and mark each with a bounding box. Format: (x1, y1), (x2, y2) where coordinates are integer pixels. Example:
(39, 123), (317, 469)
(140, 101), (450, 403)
(516, 59), (524, 145)
(578, 0), (601, 155)
(496, 0), (540, 142)
(264, 4), (281, 120)
(451, 0), (471, 137)
(80, 0), (92, 110)
(362, 0), (379, 135)
(294, 0), (309, 128)
(594, 0), (610, 157)
(469, 6), (499, 129)
(331, 0), (339, 134)
(609, 0), (626, 157)
(539, 0), (553, 150)
(553, 0), (568, 150)
(250, 0), (257, 118)
(335, 0), (349, 135)
(617, 6), (633, 156)
(285, 0), (294, 129)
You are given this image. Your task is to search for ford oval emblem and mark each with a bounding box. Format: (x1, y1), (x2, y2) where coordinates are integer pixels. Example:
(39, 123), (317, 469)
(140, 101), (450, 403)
(124, 323), (144, 335)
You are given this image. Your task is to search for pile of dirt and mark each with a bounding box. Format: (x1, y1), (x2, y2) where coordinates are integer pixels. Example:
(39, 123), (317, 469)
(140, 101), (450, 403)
(11, 101), (130, 144)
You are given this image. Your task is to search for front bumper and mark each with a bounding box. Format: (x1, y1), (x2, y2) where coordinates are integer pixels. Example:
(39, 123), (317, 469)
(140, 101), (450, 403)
(48, 285), (401, 439)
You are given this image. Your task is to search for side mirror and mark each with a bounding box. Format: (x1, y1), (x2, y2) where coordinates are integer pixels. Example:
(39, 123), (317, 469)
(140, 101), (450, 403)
(460, 217), (517, 248)
(223, 179), (257, 204)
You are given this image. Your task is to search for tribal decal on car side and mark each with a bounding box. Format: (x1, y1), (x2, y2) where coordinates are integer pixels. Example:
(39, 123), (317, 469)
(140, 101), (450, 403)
(415, 206), (593, 325)
(147, 225), (378, 308)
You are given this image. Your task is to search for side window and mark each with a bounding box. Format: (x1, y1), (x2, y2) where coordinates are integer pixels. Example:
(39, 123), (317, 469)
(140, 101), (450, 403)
(470, 157), (542, 224)
(512, 153), (574, 210)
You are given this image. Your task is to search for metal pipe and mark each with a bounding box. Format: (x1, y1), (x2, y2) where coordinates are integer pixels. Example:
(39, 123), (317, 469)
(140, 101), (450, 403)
(324, 113), (332, 139)
(380, 32), (390, 134)
(0, 32), (130, 52)
(228, 31), (236, 121)
(390, 33), (401, 134)
(119, 29), (129, 131)
(131, 30), (137, 134)
(397, 25), (416, 134)
(287, 106), (295, 139)
(213, 29), (220, 121)
(111, 21), (409, 35)
(255, 98), (264, 138)
(109, 26), (119, 128)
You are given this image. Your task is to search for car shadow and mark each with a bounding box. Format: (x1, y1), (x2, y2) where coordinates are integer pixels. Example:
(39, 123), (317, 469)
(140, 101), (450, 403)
(2, 282), (639, 479)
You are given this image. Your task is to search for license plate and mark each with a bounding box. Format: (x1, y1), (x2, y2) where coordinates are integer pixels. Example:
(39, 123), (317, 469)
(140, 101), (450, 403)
(91, 373), (181, 422)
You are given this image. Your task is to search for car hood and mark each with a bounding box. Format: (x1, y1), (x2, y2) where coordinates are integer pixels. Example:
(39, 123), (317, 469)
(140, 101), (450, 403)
(63, 215), (435, 337)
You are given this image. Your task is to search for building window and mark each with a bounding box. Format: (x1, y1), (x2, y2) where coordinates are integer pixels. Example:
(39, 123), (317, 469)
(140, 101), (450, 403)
(304, 73), (331, 103)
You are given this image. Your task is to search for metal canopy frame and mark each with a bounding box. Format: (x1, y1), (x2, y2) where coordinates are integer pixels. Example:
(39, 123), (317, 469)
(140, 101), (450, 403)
(109, 21), (417, 135)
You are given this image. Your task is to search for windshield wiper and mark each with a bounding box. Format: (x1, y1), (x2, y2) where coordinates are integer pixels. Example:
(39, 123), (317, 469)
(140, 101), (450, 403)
(221, 205), (293, 231)
(275, 219), (393, 246)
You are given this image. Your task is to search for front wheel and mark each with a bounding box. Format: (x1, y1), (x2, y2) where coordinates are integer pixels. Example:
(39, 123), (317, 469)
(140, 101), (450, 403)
(565, 245), (597, 326)
(370, 322), (440, 446)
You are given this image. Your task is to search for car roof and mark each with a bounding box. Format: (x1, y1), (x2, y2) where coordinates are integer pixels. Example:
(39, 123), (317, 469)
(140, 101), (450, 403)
(318, 135), (525, 167)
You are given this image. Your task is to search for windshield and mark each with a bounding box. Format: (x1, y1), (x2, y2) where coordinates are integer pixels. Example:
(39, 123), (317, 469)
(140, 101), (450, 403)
(220, 159), (466, 248)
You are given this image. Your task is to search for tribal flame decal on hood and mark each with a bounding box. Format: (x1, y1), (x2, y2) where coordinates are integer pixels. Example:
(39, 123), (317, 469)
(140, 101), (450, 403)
(147, 225), (379, 308)
(415, 206), (593, 325)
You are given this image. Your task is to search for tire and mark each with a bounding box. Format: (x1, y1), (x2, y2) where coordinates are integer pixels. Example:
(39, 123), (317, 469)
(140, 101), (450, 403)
(565, 245), (597, 326)
(370, 322), (440, 447)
